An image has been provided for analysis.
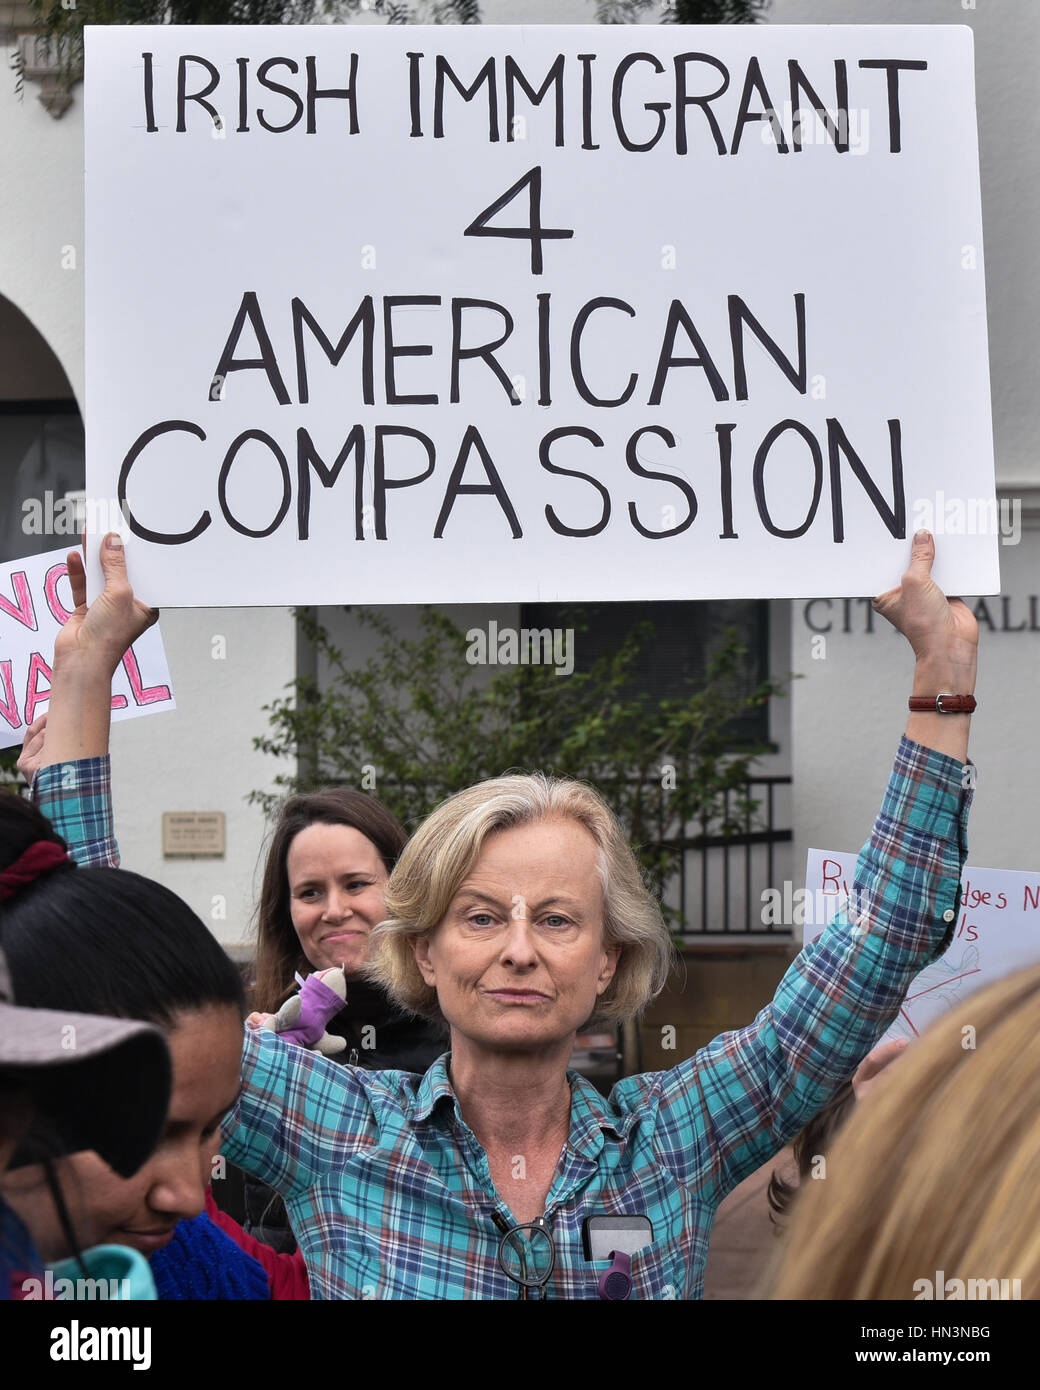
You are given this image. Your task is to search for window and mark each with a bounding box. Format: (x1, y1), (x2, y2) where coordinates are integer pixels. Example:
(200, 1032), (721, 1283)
(0, 400), (84, 561)
(518, 599), (771, 745)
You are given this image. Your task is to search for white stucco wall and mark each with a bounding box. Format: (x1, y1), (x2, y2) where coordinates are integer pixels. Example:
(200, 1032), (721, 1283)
(109, 605), (297, 950)
(0, 31), (86, 409)
(791, 521), (1039, 876)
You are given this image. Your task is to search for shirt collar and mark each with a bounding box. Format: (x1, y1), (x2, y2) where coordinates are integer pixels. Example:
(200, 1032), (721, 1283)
(413, 1051), (457, 1123)
(412, 1052), (642, 1156)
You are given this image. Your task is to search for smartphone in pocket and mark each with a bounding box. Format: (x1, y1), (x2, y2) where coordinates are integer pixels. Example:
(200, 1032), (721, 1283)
(582, 1214), (653, 1261)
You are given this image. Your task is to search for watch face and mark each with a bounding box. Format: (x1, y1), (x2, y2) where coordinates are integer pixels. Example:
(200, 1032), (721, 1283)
(601, 1268), (632, 1300)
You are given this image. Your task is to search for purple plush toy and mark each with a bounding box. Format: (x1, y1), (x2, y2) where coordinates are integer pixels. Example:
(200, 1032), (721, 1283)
(263, 967), (348, 1055)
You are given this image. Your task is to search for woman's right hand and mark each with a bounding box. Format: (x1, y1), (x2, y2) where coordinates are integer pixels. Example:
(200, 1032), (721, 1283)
(53, 534), (159, 680)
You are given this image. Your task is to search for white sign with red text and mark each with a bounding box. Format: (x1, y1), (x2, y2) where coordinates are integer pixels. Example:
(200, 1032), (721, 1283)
(0, 547), (175, 751)
(802, 849), (1040, 1043)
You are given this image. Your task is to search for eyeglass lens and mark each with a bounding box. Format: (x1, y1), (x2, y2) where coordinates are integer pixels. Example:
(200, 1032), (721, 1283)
(499, 1224), (554, 1287)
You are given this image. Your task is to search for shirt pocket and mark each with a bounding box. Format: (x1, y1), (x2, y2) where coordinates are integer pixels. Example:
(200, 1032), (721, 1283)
(583, 1242), (687, 1301)
(627, 1240), (688, 1300)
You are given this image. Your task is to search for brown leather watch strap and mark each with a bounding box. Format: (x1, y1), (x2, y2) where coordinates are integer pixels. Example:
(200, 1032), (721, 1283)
(908, 694), (977, 714)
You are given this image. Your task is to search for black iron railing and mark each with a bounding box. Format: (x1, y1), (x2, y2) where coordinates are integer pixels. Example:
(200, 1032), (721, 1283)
(654, 775), (793, 936)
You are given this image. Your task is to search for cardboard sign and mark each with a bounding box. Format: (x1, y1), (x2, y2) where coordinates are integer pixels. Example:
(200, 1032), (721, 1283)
(84, 24), (996, 606)
(802, 849), (1040, 1043)
(0, 547), (175, 750)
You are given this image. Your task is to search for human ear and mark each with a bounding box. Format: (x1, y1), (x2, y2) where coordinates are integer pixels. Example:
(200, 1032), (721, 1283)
(595, 941), (621, 995)
(412, 933), (436, 987)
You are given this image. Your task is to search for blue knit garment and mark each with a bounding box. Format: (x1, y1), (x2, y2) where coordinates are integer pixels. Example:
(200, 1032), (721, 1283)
(150, 1212), (270, 1301)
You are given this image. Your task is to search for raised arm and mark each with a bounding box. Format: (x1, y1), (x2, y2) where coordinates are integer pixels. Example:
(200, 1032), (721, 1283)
(39, 535), (158, 766)
(28, 537), (377, 1198)
(641, 531), (977, 1202)
(29, 535), (157, 867)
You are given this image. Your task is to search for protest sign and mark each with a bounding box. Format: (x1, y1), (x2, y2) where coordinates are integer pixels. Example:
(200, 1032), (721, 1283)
(0, 547), (175, 750)
(84, 24), (996, 606)
(799, 848), (1040, 1043)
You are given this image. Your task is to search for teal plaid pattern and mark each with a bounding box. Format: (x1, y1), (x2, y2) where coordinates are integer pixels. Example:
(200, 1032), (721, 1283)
(35, 739), (971, 1300)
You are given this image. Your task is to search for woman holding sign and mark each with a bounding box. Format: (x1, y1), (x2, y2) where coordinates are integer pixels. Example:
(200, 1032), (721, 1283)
(33, 529), (977, 1298)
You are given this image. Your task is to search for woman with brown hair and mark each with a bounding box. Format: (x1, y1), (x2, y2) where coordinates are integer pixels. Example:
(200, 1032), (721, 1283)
(241, 788), (445, 1248)
(251, 787), (444, 1073)
(766, 964), (1040, 1300)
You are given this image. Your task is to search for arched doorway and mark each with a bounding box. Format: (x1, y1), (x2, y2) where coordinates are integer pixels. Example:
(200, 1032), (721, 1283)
(0, 293), (84, 561)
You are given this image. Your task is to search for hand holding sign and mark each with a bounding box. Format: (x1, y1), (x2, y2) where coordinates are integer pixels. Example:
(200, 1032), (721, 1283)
(872, 529), (978, 763)
(56, 535), (160, 679)
(38, 534), (164, 769)
(872, 529), (979, 670)
(0, 545), (174, 753)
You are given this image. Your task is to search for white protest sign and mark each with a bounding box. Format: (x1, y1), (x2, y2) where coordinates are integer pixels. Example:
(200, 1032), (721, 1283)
(0, 547), (175, 751)
(85, 24), (997, 606)
(800, 849), (1040, 1043)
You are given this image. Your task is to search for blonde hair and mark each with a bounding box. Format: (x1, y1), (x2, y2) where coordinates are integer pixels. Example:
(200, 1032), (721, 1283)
(765, 964), (1040, 1300)
(364, 772), (674, 1025)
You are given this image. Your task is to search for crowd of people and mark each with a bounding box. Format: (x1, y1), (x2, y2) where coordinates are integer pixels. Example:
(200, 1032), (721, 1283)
(2, 527), (1027, 1301)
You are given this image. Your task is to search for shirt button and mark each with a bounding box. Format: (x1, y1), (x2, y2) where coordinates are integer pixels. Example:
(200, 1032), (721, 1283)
(942, 909), (956, 923)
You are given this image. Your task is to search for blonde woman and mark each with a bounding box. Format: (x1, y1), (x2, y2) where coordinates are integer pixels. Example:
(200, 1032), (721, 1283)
(35, 530), (978, 1299)
(766, 964), (1040, 1301)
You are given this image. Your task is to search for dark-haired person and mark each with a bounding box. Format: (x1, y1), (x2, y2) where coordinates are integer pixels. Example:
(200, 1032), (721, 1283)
(0, 791), (281, 1297)
(5, 539), (310, 1297)
(0, 933), (171, 1300)
(34, 530), (981, 1299)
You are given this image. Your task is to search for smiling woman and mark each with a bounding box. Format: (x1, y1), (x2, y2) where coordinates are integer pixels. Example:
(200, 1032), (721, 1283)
(253, 789), (409, 1008)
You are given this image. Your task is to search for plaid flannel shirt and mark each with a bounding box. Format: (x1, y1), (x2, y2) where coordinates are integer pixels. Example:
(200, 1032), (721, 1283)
(35, 737), (971, 1300)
